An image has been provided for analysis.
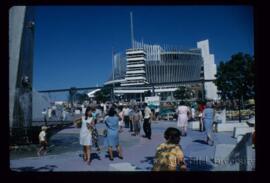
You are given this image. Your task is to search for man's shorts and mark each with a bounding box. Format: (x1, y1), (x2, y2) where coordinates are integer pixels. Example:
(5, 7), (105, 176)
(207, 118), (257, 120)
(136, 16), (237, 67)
(40, 141), (47, 149)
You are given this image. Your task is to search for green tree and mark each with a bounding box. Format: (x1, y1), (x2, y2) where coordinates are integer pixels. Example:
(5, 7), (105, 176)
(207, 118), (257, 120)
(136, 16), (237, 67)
(144, 90), (152, 97)
(215, 52), (255, 122)
(94, 86), (111, 103)
(73, 93), (89, 104)
(174, 86), (193, 101)
(68, 87), (77, 108)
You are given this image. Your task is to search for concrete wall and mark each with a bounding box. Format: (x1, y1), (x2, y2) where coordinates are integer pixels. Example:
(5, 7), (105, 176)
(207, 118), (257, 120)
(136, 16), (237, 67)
(9, 6), (26, 128)
(9, 6), (35, 129)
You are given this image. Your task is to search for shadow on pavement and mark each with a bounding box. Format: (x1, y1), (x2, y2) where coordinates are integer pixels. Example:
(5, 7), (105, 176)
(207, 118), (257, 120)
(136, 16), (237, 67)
(104, 151), (121, 159)
(12, 164), (58, 172)
(140, 156), (155, 170)
(78, 153), (102, 160)
(91, 153), (102, 160)
(193, 139), (208, 145)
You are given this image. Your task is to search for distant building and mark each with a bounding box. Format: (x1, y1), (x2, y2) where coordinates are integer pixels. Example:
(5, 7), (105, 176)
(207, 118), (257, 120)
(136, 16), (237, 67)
(105, 39), (218, 101)
(105, 12), (220, 101)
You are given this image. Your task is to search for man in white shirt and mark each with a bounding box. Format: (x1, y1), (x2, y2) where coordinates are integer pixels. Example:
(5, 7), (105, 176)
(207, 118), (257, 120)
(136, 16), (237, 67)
(123, 105), (130, 128)
(143, 103), (152, 139)
(128, 107), (134, 132)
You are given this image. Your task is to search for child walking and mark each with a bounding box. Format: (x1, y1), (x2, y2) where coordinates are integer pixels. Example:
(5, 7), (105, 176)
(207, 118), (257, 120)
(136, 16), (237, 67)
(37, 126), (48, 156)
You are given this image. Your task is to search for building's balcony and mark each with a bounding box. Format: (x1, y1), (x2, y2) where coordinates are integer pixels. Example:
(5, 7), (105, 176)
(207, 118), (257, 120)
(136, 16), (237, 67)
(126, 70), (146, 74)
(120, 82), (147, 87)
(125, 76), (146, 80)
(126, 50), (146, 55)
(127, 64), (145, 68)
(127, 60), (144, 64)
(126, 57), (146, 61)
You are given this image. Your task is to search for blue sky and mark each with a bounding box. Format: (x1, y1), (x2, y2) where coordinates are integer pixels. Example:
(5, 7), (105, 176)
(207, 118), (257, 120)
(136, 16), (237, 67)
(33, 5), (254, 92)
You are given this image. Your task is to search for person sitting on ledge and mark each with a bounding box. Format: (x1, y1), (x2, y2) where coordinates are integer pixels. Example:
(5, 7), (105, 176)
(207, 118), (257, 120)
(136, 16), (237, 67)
(152, 127), (187, 171)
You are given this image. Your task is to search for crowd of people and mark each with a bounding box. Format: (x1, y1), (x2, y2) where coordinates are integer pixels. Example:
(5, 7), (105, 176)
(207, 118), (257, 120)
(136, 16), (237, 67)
(42, 106), (68, 124)
(175, 100), (225, 146)
(71, 102), (154, 165)
(37, 100), (225, 171)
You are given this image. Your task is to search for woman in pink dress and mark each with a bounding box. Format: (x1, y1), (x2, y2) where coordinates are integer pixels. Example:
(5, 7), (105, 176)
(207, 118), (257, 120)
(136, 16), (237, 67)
(176, 101), (190, 136)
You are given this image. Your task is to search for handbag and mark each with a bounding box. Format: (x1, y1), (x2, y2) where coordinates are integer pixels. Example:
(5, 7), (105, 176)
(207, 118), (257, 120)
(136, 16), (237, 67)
(74, 118), (82, 128)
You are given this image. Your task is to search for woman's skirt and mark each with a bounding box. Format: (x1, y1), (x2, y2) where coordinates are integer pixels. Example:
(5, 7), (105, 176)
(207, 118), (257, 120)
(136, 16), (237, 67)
(204, 118), (213, 139)
(177, 114), (188, 128)
(105, 129), (119, 148)
(133, 121), (141, 133)
(80, 132), (92, 146)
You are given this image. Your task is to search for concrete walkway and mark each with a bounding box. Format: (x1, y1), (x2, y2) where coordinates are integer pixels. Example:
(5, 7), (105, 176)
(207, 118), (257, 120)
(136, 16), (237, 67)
(10, 121), (238, 172)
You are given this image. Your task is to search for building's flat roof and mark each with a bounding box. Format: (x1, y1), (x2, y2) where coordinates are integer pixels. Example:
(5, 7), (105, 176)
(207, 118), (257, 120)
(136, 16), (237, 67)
(161, 51), (201, 55)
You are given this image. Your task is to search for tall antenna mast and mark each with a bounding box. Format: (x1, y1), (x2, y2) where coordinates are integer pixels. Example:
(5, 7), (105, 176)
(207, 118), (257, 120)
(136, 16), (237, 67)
(130, 12), (134, 48)
(112, 47), (114, 82)
(112, 47), (115, 102)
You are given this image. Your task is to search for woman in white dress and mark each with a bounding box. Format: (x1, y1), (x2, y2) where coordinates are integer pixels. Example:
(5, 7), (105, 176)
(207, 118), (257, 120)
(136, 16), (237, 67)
(176, 101), (190, 136)
(79, 107), (94, 165)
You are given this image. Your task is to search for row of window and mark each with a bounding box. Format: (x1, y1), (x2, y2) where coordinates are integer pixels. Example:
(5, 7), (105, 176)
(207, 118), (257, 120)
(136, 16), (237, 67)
(161, 53), (201, 61)
(127, 62), (145, 66)
(145, 64), (201, 83)
(123, 80), (146, 83)
(127, 59), (145, 62)
(125, 73), (145, 77)
(126, 67), (145, 71)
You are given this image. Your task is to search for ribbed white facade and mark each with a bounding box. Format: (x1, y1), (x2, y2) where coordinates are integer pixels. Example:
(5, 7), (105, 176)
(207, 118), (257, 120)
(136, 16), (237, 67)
(107, 40), (218, 99)
(133, 41), (162, 61)
(121, 48), (148, 86)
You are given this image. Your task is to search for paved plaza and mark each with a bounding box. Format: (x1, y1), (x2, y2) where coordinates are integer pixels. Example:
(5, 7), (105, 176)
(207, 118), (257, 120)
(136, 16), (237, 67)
(10, 120), (242, 171)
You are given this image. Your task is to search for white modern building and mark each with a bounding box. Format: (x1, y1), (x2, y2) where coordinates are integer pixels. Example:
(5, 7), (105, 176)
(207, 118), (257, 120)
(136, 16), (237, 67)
(121, 48), (148, 86)
(197, 40), (219, 100)
(107, 39), (219, 101)
(105, 13), (219, 101)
